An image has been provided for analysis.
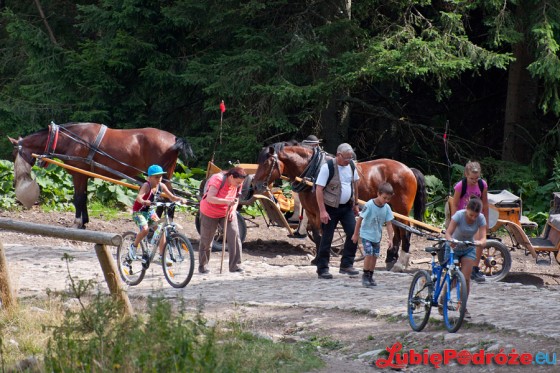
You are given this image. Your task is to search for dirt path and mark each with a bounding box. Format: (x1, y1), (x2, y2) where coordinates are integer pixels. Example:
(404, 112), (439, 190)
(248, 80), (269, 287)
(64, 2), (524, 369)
(2, 209), (560, 372)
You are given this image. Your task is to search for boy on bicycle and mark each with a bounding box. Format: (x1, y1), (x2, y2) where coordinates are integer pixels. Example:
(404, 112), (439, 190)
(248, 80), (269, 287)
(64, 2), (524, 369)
(352, 182), (395, 287)
(130, 164), (186, 265)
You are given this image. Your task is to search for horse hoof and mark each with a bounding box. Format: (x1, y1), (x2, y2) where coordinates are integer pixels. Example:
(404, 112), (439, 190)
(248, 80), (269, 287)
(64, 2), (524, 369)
(385, 261), (396, 271)
(391, 262), (404, 273)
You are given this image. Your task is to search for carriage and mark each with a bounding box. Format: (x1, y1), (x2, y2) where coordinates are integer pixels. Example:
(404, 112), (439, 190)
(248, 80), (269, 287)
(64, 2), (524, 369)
(486, 191), (560, 271)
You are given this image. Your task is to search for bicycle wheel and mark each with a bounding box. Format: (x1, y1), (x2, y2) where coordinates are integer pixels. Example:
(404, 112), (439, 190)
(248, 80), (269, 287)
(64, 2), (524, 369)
(117, 231), (146, 286)
(442, 269), (467, 333)
(480, 240), (511, 282)
(162, 232), (195, 288)
(407, 270), (433, 332)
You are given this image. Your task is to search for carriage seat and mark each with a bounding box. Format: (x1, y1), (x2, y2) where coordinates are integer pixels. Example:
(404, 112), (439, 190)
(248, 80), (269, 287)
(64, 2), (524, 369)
(500, 214), (560, 263)
(488, 190), (537, 230)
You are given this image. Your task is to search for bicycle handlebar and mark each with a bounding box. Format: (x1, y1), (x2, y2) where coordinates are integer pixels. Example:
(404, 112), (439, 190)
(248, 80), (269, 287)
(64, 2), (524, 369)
(153, 201), (191, 208)
(427, 237), (475, 246)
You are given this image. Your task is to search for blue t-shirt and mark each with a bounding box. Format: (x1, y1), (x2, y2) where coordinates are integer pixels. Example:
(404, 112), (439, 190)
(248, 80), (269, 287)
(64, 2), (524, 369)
(451, 210), (486, 243)
(359, 199), (394, 243)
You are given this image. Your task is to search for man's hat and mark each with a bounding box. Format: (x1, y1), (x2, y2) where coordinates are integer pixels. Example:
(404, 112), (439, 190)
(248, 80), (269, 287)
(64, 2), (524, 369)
(147, 164), (166, 176)
(302, 135), (322, 145)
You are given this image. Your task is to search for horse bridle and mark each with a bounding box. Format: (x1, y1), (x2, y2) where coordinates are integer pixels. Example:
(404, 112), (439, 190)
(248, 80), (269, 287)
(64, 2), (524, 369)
(255, 151), (282, 192)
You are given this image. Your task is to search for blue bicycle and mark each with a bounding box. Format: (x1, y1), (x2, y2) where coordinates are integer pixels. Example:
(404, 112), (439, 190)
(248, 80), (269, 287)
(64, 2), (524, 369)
(407, 237), (469, 333)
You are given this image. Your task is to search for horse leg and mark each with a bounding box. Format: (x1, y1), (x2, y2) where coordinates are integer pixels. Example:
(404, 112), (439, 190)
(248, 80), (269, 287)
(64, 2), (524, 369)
(72, 175), (89, 229)
(391, 230), (412, 273)
(310, 227), (321, 265)
(385, 227), (403, 270)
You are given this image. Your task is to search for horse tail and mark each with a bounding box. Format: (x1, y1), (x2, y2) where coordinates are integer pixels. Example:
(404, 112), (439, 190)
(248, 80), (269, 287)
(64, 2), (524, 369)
(411, 168), (427, 221)
(173, 137), (195, 160)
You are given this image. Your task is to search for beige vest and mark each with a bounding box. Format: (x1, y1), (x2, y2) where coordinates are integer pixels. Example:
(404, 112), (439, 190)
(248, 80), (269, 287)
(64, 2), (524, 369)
(323, 161), (356, 208)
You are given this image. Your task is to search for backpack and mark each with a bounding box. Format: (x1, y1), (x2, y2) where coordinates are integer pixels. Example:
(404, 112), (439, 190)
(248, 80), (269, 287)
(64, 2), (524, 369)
(459, 177), (485, 199)
(202, 172), (240, 200)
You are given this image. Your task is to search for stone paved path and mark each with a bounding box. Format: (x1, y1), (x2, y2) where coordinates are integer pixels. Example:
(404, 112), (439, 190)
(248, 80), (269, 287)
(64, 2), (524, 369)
(7, 242), (557, 340)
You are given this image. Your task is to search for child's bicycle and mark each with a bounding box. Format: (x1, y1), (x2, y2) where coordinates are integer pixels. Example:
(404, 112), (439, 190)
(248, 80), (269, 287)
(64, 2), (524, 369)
(117, 202), (195, 288)
(407, 237), (470, 333)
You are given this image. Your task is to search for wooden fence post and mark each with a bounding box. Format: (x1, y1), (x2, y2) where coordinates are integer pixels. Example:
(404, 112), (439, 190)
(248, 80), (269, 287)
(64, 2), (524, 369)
(0, 241), (16, 311)
(94, 244), (133, 316)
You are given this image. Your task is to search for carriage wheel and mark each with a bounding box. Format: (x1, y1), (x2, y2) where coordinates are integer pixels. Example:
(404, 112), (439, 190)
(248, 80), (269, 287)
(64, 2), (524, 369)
(306, 224), (364, 261)
(480, 239), (511, 282)
(195, 210), (247, 252)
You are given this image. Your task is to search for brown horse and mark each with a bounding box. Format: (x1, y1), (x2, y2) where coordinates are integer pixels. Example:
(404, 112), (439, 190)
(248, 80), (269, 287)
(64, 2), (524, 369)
(253, 143), (426, 269)
(8, 122), (194, 228)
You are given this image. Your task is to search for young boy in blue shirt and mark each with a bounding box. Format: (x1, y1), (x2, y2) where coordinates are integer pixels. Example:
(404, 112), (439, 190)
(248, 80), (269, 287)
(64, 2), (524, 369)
(352, 182), (395, 287)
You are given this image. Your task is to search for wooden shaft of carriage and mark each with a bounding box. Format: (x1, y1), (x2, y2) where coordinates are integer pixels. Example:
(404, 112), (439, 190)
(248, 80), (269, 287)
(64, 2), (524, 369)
(32, 154), (172, 199)
(282, 175), (442, 234)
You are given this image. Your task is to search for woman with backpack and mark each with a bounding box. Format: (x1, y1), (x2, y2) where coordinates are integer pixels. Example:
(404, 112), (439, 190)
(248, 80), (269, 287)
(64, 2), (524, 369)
(449, 161), (489, 283)
(198, 167), (248, 274)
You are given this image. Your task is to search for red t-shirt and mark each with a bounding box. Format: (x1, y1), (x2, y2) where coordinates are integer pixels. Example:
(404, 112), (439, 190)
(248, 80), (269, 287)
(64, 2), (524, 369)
(200, 173), (238, 218)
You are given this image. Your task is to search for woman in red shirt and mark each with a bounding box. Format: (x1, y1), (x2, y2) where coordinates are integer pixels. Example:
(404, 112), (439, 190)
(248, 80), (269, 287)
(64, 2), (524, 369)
(199, 167), (247, 273)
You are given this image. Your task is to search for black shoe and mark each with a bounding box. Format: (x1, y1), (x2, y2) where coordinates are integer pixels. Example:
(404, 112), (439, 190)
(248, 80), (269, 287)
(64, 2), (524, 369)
(289, 232), (307, 239)
(199, 267), (210, 274)
(318, 271), (333, 279)
(339, 266), (359, 276)
(471, 267), (486, 283)
(230, 267), (244, 273)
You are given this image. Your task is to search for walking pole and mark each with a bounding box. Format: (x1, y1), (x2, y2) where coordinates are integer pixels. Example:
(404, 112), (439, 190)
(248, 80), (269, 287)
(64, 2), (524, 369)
(220, 205), (232, 274)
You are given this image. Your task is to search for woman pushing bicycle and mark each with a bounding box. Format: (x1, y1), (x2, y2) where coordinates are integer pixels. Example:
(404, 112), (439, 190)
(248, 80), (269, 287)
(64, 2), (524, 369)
(444, 196), (487, 318)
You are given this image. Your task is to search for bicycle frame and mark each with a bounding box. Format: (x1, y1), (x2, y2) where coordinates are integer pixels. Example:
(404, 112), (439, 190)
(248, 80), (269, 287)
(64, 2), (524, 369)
(407, 237), (469, 333)
(117, 201), (195, 288)
(430, 244), (459, 306)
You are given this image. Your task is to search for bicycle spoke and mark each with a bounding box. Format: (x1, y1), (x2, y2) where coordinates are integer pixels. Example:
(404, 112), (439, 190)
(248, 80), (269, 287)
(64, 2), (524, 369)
(117, 231), (146, 286)
(408, 270), (432, 332)
(162, 233), (195, 288)
(443, 270), (467, 333)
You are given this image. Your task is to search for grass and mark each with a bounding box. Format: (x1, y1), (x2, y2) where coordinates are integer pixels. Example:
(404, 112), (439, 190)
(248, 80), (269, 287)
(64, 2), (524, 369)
(0, 297), (65, 367)
(1, 287), (323, 372)
(87, 201), (127, 220)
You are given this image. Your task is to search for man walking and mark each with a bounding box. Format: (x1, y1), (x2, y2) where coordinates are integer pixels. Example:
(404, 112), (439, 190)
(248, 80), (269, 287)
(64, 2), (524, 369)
(314, 143), (360, 279)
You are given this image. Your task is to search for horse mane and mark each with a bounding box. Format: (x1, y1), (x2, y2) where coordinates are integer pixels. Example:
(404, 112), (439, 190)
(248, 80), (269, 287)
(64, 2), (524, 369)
(173, 137), (195, 160)
(257, 142), (288, 163)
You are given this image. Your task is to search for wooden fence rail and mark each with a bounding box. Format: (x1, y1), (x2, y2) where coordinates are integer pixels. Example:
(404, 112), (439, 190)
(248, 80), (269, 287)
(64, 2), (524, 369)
(0, 218), (132, 315)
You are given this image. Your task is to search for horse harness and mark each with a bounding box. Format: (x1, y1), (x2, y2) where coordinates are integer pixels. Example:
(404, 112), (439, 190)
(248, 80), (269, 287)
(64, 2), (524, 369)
(259, 145), (328, 194)
(24, 122), (145, 186)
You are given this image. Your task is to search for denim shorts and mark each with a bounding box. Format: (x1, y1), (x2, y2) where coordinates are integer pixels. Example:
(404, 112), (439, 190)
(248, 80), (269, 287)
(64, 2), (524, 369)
(443, 243), (476, 262)
(362, 239), (381, 258)
(132, 210), (158, 230)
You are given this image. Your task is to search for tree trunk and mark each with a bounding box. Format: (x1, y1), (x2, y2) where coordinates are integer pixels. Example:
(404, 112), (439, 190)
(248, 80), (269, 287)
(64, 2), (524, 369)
(318, 0), (352, 154)
(502, 8), (538, 163)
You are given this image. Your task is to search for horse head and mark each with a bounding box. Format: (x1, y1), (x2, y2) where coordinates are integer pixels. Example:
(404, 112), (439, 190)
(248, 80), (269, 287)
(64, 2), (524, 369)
(8, 136), (37, 167)
(253, 145), (285, 193)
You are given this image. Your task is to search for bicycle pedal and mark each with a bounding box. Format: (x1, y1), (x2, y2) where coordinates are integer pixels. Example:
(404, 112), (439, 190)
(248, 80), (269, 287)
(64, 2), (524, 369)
(141, 253), (150, 269)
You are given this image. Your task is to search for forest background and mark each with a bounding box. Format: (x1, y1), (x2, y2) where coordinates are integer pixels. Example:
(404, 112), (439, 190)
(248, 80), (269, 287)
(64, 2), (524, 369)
(0, 0), (560, 219)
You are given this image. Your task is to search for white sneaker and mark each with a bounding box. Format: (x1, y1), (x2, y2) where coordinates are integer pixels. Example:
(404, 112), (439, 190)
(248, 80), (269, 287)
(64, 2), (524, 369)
(153, 254), (172, 267)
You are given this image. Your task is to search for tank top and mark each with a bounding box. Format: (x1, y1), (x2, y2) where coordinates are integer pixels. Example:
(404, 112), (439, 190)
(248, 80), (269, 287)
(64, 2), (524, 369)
(132, 182), (161, 212)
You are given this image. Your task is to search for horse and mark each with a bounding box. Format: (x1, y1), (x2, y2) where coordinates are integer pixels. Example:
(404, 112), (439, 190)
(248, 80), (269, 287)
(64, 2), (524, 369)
(253, 143), (426, 271)
(8, 122), (194, 228)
